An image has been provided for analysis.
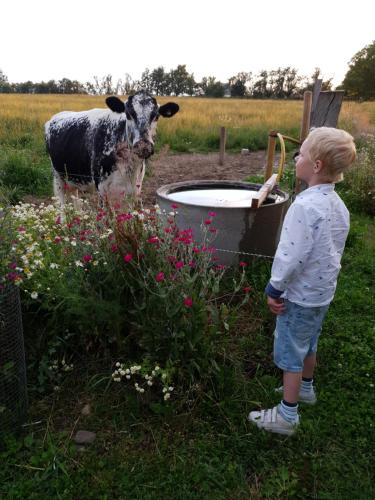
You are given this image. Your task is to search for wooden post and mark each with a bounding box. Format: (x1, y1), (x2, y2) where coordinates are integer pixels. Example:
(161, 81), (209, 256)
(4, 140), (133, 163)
(219, 126), (226, 166)
(264, 131), (277, 181)
(295, 91), (313, 194)
(300, 91), (312, 142)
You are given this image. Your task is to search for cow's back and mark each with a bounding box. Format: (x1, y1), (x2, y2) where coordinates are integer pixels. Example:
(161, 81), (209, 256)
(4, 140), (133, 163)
(45, 109), (117, 185)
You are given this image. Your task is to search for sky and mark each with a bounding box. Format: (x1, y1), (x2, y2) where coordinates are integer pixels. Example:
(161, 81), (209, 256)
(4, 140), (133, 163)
(1, 0), (374, 88)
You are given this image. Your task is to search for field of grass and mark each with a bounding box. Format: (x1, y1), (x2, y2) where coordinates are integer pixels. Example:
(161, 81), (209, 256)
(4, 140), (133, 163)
(1, 210), (374, 499)
(1, 96), (375, 498)
(1, 94), (374, 201)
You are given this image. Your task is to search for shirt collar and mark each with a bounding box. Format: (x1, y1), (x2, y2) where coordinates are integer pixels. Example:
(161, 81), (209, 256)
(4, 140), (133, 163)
(297, 184), (335, 197)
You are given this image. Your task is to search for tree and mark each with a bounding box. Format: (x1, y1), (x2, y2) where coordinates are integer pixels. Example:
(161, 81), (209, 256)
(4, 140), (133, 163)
(342, 40), (375, 100)
(200, 77), (225, 98)
(0, 69), (11, 93)
(228, 72), (251, 97)
(150, 66), (167, 95)
(168, 65), (195, 96)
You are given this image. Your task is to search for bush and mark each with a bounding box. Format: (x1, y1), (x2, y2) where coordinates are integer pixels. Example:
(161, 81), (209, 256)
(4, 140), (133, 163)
(0, 199), (251, 396)
(338, 133), (375, 216)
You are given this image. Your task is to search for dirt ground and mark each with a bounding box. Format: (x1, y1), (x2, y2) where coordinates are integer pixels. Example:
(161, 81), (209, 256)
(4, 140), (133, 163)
(142, 150), (267, 206)
(23, 150), (267, 206)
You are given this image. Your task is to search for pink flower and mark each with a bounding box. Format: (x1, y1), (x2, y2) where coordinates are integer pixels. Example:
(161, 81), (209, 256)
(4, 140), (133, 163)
(204, 219), (212, 225)
(183, 297), (193, 308)
(171, 203), (179, 209)
(239, 261), (247, 267)
(192, 246), (200, 254)
(123, 253), (133, 263)
(55, 216), (61, 225)
(155, 272), (165, 282)
(243, 286), (252, 293)
(111, 244), (119, 253)
(147, 236), (159, 244)
(116, 213), (133, 223)
(164, 227), (172, 234)
(189, 260), (196, 268)
(83, 254), (93, 263)
(17, 226), (26, 232)
(175, 261), (184, 269)
(8, 262), (17, 269)
(54, 236), (62, 244)
(208, 211), (217, 217)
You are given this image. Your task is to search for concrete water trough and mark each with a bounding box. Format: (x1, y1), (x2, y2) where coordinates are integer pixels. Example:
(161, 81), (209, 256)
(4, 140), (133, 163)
(156, 180), (290, 265)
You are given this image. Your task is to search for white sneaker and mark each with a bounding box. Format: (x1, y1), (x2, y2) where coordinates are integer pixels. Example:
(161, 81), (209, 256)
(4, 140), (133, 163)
(275, 386), (317, 405)
(248, 405), (299, 436)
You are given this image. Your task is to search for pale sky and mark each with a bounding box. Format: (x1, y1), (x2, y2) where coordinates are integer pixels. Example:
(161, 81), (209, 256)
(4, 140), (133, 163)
(1, 0), (374, 87)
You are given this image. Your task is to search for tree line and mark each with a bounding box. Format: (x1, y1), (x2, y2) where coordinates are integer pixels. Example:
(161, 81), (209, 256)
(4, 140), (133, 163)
(1, 41), (374, 99)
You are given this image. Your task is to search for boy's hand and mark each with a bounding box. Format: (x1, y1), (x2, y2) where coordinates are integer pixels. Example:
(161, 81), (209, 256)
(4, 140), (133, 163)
(267, 296), (285, 315)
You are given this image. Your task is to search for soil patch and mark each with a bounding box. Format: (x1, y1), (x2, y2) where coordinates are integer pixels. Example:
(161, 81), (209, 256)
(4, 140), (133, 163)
(142, 150), (266, 206)
(23, 151), (266, 207)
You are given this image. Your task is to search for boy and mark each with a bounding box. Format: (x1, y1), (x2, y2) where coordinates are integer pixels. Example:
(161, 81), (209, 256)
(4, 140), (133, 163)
(248, 127), (356, 436)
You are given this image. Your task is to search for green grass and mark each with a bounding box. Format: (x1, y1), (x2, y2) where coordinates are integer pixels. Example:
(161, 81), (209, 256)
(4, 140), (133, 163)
(1, 213), (374, 499)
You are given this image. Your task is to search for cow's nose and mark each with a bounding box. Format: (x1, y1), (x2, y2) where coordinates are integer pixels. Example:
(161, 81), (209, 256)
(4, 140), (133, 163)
(133, 140), (154, 159)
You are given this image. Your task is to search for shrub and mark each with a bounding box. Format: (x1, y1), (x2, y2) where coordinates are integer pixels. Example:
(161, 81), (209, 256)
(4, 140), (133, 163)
(338, 133), (375, 216)
(0, 199), (251, 395)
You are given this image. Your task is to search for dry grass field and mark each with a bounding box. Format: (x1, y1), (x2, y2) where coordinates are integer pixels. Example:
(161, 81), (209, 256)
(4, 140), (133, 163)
(1, 94), (374, 151)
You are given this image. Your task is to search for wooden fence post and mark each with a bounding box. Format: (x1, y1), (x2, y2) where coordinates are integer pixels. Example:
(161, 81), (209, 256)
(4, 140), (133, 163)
(295, 91), (313, 194)
(219, 127), (226, 166)
(264, 131), (277, 182)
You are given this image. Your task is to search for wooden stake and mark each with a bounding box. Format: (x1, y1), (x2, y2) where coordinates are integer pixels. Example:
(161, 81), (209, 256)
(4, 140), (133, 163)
(264, 131), (277, 181)
(296, 91), (313, 193)
(219, 127), (226, 166)
(300, 91), (312, 142)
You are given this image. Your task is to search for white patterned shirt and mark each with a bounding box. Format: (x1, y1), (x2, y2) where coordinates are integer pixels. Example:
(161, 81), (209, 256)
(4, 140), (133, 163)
(266, 184), (349, 307)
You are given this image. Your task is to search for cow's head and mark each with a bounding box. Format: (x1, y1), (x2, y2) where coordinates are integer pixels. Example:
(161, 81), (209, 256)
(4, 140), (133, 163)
(106, 91), (179, 159)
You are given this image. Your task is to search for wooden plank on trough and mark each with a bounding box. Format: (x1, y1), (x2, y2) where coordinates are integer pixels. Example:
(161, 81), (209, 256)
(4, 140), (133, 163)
(251, 173), (278, 209)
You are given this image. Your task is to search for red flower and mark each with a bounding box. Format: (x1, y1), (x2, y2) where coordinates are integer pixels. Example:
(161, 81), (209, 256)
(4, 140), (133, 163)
(243, 286), (252, 293)
(155, 272), (165, 282)
(183, 297), (193, 308)
(239, 261), (247, 267)
(208, 211), (217, 217)
(54, 236), (62, 244)
(192, 246), (200, 254)
(164, 227), (172, 233)
(175, 261), (184, 269)
(147, 236), (159, 244)
(116, 213), (133, 223)
(204, 219), (212, 225)
(123, 253), (133, 263)
(83, 254), (93, 263)
(111, 244), (119, 253)
(171, 203), (179, 209)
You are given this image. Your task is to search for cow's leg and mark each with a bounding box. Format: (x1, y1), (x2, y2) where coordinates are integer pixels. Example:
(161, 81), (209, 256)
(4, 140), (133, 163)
(53, 173), (65, 208)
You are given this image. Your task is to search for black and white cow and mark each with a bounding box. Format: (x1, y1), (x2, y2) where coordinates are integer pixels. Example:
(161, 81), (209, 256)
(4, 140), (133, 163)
(45, 91), (179, 206)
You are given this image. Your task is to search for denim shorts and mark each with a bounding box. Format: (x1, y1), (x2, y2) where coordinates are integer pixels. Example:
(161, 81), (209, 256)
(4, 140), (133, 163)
(273, 300), (330, 372)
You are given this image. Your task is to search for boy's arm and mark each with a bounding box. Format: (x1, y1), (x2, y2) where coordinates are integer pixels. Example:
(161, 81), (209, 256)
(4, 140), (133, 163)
(265, 202), (315, 297)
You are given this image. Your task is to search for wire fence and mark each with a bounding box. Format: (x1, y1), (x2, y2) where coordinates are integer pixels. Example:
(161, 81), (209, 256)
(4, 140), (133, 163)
(0, 284), (28, 437)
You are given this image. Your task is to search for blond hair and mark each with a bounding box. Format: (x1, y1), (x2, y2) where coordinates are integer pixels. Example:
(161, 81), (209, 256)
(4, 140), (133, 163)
(306, 127), (356, 181)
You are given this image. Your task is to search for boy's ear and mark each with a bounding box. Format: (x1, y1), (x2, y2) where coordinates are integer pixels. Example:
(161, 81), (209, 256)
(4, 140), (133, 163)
(314, 159), (324, 173)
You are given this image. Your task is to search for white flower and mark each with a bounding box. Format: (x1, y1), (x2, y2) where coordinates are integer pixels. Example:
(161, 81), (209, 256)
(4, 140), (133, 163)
(70, 240), (77, 246)
(30, 291), (38, 299)
(50, 263), (59, 269)
(125, 375), (131, 379)
(168, 211), (175, 217)
(164, 393), (170, 401)
(115, 362), (121, 368)
(147, 381), (153, 386)
(75, 260), (84, 267)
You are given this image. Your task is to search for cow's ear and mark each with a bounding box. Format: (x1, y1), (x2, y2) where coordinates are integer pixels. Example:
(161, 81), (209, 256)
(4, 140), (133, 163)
(158, 102), (179, 118)
(106, 96), (126, 113)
